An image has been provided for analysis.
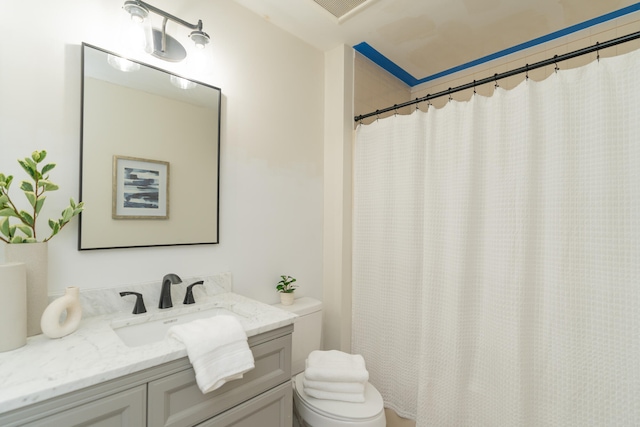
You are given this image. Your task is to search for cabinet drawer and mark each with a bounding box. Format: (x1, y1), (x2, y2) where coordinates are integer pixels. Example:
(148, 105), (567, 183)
(197, 381), (292, 427)
(148, 334), (291, 427)
(24, 385), (146, 427)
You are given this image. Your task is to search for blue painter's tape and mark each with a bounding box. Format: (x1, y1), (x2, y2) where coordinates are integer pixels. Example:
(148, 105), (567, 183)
(354, 3), (640, 87)
(353, 42), (419, 86)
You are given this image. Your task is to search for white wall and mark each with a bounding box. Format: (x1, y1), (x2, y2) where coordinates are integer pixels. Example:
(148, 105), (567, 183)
(323, 45), (354, 352)
(0, 0), (325, 304)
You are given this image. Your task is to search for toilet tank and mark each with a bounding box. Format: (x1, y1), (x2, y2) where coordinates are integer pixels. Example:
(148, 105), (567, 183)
(272, 297), (322, 375)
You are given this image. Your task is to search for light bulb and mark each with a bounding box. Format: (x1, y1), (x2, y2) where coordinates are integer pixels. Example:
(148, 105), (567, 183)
(123, 1), (149, 23)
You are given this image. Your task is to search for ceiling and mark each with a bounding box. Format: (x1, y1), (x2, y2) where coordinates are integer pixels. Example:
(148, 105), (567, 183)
(232, 0), (639, 87)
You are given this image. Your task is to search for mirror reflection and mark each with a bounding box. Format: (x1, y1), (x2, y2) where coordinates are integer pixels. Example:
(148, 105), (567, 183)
(79, 43), (220, 249)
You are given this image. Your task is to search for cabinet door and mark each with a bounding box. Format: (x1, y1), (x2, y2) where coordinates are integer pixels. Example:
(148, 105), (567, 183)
(148, 334), (291, 427)
(23, 385), (146, 427)
(198, 381), (292, 427)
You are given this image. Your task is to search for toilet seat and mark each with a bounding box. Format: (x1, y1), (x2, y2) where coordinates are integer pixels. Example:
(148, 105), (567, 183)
(293, 373), (385, 424)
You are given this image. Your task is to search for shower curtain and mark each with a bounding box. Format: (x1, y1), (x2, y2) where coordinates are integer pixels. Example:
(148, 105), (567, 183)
(353, 48), (640, 426)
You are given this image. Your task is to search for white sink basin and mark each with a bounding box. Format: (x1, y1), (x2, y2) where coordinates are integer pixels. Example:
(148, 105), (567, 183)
(112, 306), (240, 347)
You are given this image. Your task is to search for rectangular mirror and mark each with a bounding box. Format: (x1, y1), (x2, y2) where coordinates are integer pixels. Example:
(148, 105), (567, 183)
(79, 43), (220, 249)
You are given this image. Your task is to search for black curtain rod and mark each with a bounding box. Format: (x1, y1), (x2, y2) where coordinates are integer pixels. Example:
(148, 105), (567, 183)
(355, 30), (640, 122)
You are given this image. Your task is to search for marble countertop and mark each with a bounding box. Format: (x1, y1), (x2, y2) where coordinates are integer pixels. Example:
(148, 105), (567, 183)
(0, 284), (296, 414)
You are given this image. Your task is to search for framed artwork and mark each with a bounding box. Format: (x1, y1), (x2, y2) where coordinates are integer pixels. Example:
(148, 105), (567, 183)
(112, 156), (169, 219)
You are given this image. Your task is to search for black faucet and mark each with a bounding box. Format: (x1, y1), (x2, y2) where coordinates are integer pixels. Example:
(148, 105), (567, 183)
(120, 291), (147, 314)
(159, 273), (182, 309)
(183, 280), (204, 304)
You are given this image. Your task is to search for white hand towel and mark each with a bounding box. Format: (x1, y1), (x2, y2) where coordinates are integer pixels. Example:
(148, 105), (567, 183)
(302, 378), (366, 394)
(167, 315), (254, 393)
(303, 387), (366, 403)
(304, 350), (369, 383)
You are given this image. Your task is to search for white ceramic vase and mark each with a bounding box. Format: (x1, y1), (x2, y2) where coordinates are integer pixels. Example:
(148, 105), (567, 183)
(5, 242), (48, 336)
(41, 286), (82, 339)
(0, 262), (27, 352)
(280, 292), (295, 306)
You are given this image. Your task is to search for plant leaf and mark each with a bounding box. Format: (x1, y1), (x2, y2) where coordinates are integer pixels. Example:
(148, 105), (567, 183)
(10, 235), (24, 244)
(50, 221), (60, 236)
(0, 207), (20, 218)
(20, 211), (34, 226)
(24, 191), (37, 208)
(41, 163), (56, 175)
(32, 150), (47, 163)
(61, 206), (74, 222)
(2, 175), (13, 189)
(38, 180), (59, 192)
(18, 158), (37, 179)
(35, 195), (46, 215)
(20, 181), (34, 192)
(11, 224), (32, 238)
(0, 217), (10, 238)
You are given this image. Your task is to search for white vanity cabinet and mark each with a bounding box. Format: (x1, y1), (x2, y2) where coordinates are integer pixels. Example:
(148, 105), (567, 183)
(0, 326), (293, 427)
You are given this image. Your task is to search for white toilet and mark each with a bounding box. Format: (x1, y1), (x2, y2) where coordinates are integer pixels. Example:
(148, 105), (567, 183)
(274, 297), (386, 427)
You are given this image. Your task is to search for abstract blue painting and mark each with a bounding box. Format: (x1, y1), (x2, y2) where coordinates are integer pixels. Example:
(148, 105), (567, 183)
(113, 156), (169, 219)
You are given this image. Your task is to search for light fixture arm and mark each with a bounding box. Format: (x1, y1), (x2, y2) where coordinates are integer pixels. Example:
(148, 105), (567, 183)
(133, 0), (203, 31)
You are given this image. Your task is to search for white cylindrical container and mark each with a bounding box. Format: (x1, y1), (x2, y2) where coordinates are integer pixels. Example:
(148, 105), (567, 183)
(5, 242), (48, 336)
(0, 262), (27, 352)
(280, 292), (295, 306)
(41, 286), (82, 339)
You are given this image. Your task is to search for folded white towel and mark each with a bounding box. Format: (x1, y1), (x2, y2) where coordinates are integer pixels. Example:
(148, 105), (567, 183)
(304, 350), (369, 383)
(302, 378), (366, 394)
(167, 315), (254, 393)
(303, 387), (366, 403)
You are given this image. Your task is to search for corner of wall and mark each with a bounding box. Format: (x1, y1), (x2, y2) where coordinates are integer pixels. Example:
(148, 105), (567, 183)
(323, 44), (354, 352)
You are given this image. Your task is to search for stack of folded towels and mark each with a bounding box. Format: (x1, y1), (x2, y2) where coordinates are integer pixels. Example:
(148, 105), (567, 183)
(302, 350), (369, 403)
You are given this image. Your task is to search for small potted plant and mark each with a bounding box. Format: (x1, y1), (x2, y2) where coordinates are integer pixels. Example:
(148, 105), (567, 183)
(276, 275), (297, 306)
(0, 150), (84, 338)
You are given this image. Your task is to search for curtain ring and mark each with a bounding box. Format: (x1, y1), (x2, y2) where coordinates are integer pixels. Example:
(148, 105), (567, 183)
(448, 88), (453, 102)
(525, 64), (529, 81)
(596, 41), (600, 62)
(554, 55), (559, 73)
(473, 79), (476, 95)
(376, 110), (380, 122)
(394, 104), (398, 116)
(415, 98), (420, 110)
(494, 74), (499, 89)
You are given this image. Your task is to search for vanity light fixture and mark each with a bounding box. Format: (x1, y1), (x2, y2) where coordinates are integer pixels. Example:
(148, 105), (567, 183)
(122, 0), (210, 62)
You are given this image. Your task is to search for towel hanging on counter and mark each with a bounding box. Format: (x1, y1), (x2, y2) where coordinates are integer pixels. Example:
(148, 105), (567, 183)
(167, 315), (254, 393)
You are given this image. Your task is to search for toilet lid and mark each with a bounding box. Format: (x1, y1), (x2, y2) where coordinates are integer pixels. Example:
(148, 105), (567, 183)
(294, 373), (384, 421)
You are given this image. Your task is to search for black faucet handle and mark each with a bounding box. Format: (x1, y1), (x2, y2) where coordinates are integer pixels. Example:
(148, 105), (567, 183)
(120, 291), (147, 314)
(183, 281), (205, 305)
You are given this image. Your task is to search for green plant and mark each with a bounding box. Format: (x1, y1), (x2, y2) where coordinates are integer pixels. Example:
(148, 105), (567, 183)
(0, 150), (84, 244)
(276, 275), (297, 293)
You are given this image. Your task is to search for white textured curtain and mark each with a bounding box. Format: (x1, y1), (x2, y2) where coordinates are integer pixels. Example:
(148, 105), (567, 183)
(353, 49), (640, 426)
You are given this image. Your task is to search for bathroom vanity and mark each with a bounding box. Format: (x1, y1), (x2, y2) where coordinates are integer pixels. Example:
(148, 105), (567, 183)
(0, 275), (297, 427)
